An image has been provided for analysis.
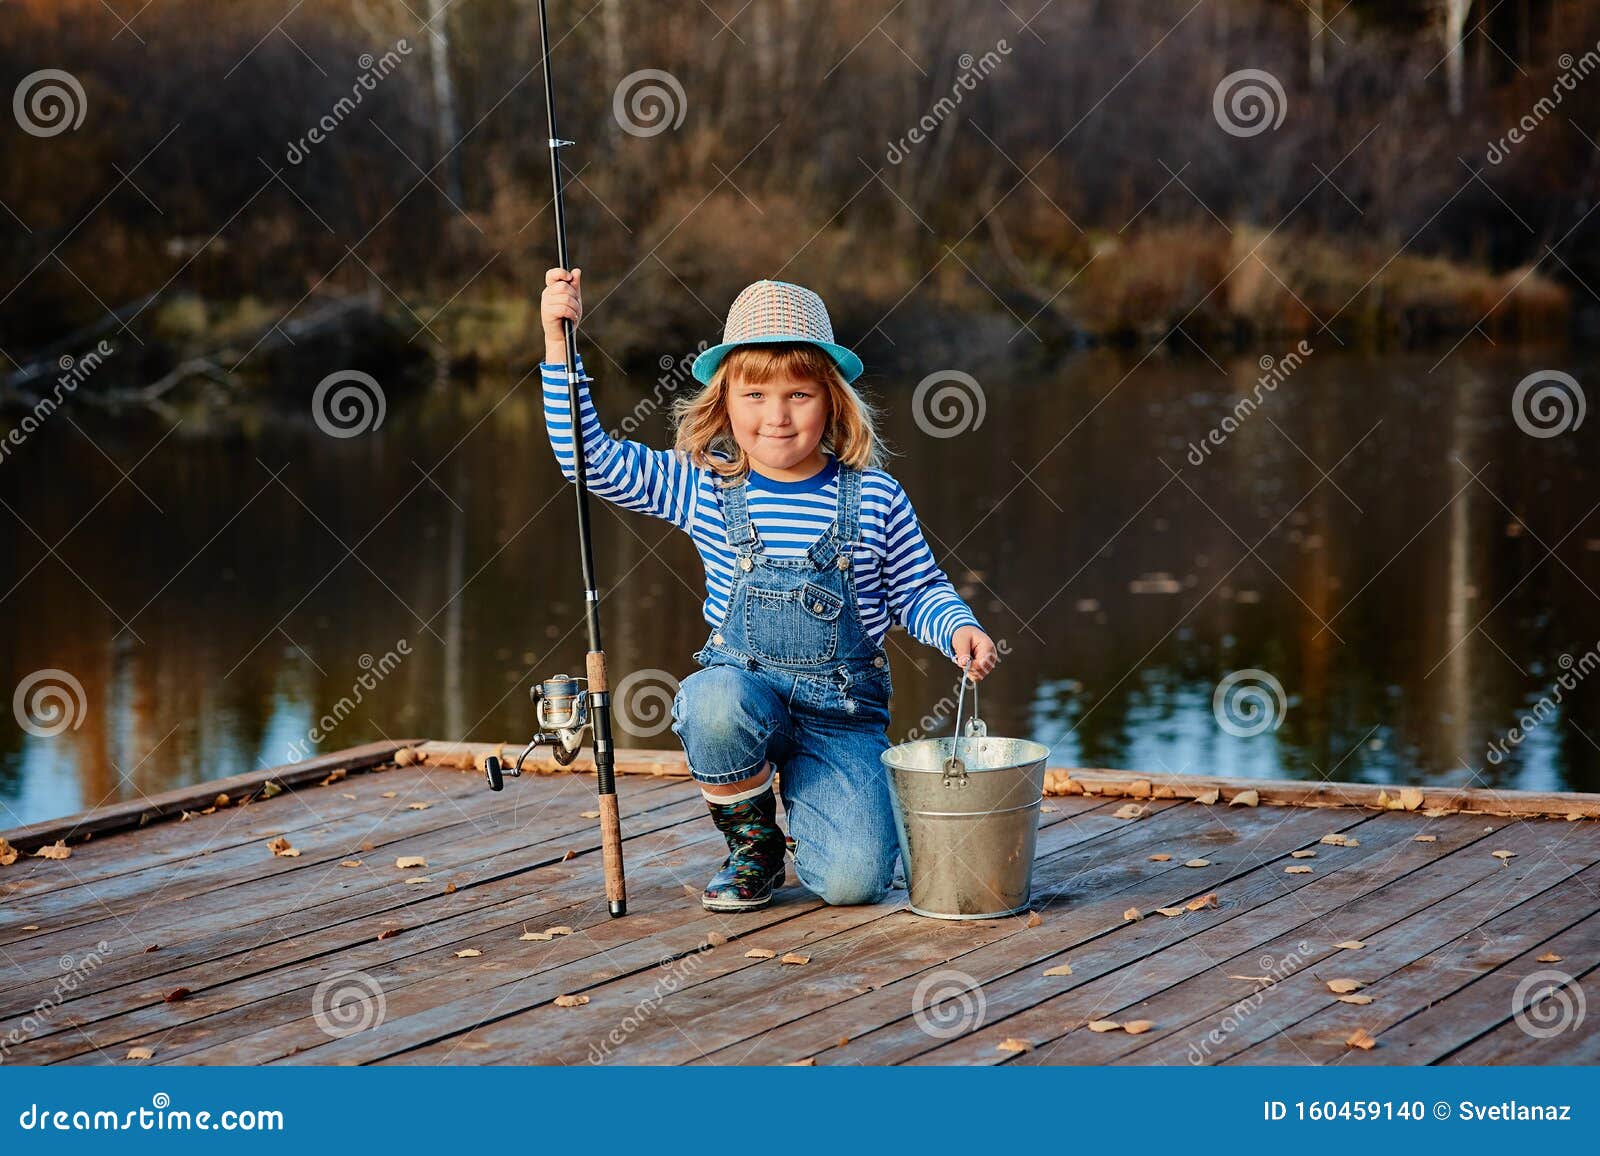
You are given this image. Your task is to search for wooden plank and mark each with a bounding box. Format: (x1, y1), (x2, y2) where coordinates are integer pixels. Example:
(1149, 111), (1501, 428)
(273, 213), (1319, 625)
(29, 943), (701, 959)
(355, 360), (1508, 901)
(1237, 861), (1600, 1064)
(0, 739), (419, 852)
(1441, 956), (1600, 1065)
(174, 797), (1124, 1065)
(388, 799), (1354, 1065)
(0, 774), (700, 1023)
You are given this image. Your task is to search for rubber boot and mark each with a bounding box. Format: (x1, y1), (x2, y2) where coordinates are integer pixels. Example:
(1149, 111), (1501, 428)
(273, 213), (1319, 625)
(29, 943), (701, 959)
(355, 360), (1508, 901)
(701, 784), (787, 912)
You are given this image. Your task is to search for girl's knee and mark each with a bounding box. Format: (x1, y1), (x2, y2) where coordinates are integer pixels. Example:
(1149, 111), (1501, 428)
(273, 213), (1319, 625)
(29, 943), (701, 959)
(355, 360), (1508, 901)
(795, 846), (895, 907)
(671, 666), (785, 782)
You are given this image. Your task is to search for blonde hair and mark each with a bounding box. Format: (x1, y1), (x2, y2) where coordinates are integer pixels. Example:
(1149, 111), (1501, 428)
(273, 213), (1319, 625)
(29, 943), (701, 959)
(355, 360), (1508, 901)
(671, 342), (888, 477)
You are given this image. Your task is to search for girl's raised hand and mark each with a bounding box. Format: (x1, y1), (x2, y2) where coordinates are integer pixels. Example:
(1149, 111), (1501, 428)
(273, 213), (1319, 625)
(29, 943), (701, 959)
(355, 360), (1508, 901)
(542, 266), (582, 341)
(952, 626), (999, 681)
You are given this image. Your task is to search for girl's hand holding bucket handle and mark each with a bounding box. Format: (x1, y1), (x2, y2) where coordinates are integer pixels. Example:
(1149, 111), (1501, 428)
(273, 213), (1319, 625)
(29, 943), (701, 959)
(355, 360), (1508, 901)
(952, 625), (998, 681)
(542, 266), (582, 364)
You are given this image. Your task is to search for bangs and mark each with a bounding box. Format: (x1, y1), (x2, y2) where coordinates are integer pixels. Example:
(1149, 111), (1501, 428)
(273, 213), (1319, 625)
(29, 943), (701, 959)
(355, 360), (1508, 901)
(719, 342), (840, 387)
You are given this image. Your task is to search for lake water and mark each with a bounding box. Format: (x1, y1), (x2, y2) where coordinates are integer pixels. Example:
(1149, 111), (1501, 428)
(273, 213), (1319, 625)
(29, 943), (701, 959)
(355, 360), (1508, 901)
(2, 346), (1596, 826)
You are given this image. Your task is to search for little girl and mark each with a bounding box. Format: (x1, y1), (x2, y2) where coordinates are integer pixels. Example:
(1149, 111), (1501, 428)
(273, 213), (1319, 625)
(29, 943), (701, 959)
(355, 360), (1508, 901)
(541, 270), (998, 914)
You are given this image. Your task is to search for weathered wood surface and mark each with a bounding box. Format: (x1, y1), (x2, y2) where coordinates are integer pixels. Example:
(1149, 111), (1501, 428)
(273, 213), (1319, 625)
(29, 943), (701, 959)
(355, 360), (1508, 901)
(1, 748), (1595, 1066)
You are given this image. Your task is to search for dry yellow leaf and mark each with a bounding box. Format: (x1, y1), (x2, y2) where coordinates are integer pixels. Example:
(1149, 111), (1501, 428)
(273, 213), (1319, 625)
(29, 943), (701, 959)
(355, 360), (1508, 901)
(1413, 835), (1437, 843)
(1398, 787), (1424, 811)
(996, 1038), (1033, 1053)
(1336, 994), (1375, 1005)
(1123, 1019), (1154, 1034)
(1335, 940), (1365, 950)
(553, 994), (589, 1008)
(1326, 978), (1365, 994)
(0, 837), (18, 867)
(1345, 1027), (1376, 1050)
(126, 1046), (154, 1060)
(454, 948), (482, 958)
(745, 947), (776, 959)
(1184, 858), (1211, 868)
(781, 952), (811, 965)
(1043, 964), (1073, 977)
(1148, 853), (1172, 862)
(520, 931), (553, 941)
(267, 836), (299, 858)
(1086, 1020), (1121, 1033)
(1026, 911), (1043, 928)
(381, 791), (398, 798)
(1491, 849), (1516, 860)
(1285, 865), (1312, 875)
(407, 802), (431, 811)
(1123, 907), (1142, 922)
(547, 925), (573, 936)
(404, 876), (432, 885)
(1156, 906), (1185, 918)
(1127, 780), (1153, 798)
(706, 931), (727, 947)
(1321, 833), (1359, 847)
(395, 856), (428, 869)
(339, 859), (363, 868)
(1041, 804), (1057, 813)
(1113, 803), (1148, 820)
(1229, 789), (1260, 807)
(786, 1057), (817, 1065)
(580, 810), (600, 819)
(1537, 952), (1563, 963)
(1195, 789), (1221, 805)
(1186, 892), (1219, 911)
(1290, 849), (1317, 859)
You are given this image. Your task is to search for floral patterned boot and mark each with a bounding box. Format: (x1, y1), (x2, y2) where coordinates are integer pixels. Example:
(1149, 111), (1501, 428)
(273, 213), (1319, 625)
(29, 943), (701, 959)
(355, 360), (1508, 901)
(702, 784), (787, 912)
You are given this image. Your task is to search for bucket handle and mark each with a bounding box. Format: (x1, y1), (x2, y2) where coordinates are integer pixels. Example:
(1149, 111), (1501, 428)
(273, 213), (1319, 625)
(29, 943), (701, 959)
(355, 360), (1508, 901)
(942, 670), (979, 788)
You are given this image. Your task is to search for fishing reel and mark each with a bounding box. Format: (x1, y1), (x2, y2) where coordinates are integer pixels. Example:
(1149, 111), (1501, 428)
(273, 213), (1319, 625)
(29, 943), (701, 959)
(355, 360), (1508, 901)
(484, 674), (590, 791)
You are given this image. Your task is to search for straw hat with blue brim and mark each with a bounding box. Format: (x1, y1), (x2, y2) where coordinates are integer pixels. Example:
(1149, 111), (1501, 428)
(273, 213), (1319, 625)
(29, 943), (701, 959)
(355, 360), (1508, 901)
(692, 279), (864, 385)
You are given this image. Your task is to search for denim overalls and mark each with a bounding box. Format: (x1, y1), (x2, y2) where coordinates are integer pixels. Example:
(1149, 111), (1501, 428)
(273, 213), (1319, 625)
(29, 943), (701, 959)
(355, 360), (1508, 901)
(669, 461), (901, 906)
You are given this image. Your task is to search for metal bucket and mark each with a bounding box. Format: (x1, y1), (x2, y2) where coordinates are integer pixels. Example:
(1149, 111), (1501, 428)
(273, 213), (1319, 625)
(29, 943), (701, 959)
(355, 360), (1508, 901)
(882, 677), (1051, 920)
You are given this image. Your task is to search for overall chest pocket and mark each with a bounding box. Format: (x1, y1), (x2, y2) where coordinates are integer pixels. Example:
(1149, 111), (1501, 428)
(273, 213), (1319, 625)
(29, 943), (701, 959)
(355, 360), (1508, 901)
(743, 580), (843, 665)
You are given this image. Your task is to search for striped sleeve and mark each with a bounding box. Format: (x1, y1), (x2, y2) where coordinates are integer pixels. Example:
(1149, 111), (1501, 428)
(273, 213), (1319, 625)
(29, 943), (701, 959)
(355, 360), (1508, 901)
(542, 354), (698, 531)
(879, 476), (982, 659)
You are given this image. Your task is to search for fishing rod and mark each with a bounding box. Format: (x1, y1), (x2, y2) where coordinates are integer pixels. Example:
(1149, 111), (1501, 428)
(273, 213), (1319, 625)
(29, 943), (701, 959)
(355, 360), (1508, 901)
(481, 0), (627, 919)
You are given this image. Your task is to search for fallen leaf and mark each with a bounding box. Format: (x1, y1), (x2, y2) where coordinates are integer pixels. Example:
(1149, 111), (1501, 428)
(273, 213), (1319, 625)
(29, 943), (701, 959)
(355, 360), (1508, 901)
(1423, 807), (1450, 818)
(1228, 975), (1272, 983)
(519, 931), (553, 941)
(705, 931), (727, 947)
(1043, 963), (1073, 977)
(1290, 849), (1317, 859)
(376, 927), (403, 940)
(1491, 849), (1516, 860)
(259, 781), (283, 799)
(164, 987), (192, 1003)
(1157, 906), (1185, 917)
(0, 837), (17, 866)
(407, 802), (432, 811)
(381, 791), (398, 798)
(404, 876), (432, 885)
(781, 952), (811, 965)
(996, 1038), (1032, 1053)
(553, 994), (589, 1008)
(21, 924), (39, 931)
(580, 810), (600, 819)
(1336, 994), (1375, 1005)
(1285, 865), (1313, 875)
(547, 925), (573, 936)
(1123, 907), (1142, 922)
(1025, 911), (1043, 928)
(395, 856), (428, 869)
(1195, 788), (1221, 805)
(126, 1046), (154, 1060)
(1345, 1027), (1376, 1050)
(745, 948), (776, 959)
(1041, 804), (1057, 813)
(339, 858), (363, 868)
(1537, 952), (1563, 963)
(444, 883), (456, 893)
(1186, 892), (1219, 911)
(454, 948), (481, 958)
(35, 841), (73, 860)
(1335, 940), (1366, 950)
(1113, 803), (1148, 820)
(340, 792), (357, 800)
(1123, 1019), (1154, 1034)
(786, 1057), (817, 1065)
(1086, 1020), (1121, 1033)
(1184, 858), (1210, 868)
(1398, 787), (1424, 811)
(1326, 978), (1365, 994)
(1321, 833), (1359, 847)
(267, 836), (299, 858)
(1229, 789), (1260, 807)
(1148, 853), (1172, 862)
(1413, 834), (1437, 843)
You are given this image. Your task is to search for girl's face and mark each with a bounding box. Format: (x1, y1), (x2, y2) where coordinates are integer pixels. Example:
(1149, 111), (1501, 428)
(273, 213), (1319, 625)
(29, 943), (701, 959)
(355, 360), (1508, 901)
(726, 370), (830, 479)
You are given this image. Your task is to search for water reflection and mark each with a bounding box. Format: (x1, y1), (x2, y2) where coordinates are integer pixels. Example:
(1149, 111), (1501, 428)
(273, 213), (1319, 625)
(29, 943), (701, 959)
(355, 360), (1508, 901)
(2, 347), (1596, 825)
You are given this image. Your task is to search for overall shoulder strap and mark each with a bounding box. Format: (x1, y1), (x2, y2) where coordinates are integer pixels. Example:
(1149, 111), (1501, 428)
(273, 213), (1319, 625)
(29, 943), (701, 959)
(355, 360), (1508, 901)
(717, 472), (758, 556)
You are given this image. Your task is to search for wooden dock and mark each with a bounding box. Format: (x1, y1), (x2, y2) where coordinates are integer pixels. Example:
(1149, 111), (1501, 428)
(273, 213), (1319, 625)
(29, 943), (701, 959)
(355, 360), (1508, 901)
(2, 739), (1596, 1066)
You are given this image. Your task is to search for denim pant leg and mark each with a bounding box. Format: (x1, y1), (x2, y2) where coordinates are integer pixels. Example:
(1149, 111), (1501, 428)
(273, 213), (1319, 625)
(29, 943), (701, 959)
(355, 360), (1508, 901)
(670, 665), (791, 786)
(777, 692), (899, 906)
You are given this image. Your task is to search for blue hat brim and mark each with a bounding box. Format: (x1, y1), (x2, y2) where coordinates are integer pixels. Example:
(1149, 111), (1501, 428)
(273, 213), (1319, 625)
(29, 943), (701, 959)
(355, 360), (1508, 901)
(692, 335), (864, 385)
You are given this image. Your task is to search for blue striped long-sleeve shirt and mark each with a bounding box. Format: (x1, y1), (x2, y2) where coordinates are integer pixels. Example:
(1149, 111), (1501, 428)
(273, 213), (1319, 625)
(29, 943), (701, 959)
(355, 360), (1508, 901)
(542, 355), (982, 659)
